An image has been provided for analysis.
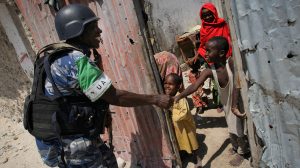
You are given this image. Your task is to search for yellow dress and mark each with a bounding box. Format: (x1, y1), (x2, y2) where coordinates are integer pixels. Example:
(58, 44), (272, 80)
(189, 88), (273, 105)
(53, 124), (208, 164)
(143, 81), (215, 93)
(172, 93), (199, 154)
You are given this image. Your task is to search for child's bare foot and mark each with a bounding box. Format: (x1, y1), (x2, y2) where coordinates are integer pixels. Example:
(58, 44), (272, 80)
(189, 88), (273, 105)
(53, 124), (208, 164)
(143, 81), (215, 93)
(195, 107), (203, 122)
(217, 107), (223, 113)
(228, 148), (237, 155)
(229, 154), (244, 166)
(196, 107), (204, 114)
(193, 156), (202, 168)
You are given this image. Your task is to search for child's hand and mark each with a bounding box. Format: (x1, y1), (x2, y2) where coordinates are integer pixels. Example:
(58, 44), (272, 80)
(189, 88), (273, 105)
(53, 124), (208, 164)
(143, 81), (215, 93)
(185, 58), (194, 66)
(231, 107), (246, 118)
(173, 96), (180, 103)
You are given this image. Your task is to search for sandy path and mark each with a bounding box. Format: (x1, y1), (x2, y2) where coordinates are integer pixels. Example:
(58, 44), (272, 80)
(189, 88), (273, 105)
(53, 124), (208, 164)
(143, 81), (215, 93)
(195, 109), (251, 168)
(0, 108), (251, 168)
(0, 117), (47, 168)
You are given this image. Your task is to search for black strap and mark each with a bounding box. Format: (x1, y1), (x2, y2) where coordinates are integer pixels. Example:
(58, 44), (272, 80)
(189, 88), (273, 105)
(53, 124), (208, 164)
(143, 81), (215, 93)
(30, 64), (43, 101)
(51, 112), (67, 168)
(36, 43), (81, 59)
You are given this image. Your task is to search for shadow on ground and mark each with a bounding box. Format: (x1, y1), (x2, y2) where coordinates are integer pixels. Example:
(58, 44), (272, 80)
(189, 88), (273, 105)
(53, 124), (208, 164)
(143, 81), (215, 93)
(197, 115), (227, 129)
(203, 138), (231, 168)
(180, 133), (208, 167)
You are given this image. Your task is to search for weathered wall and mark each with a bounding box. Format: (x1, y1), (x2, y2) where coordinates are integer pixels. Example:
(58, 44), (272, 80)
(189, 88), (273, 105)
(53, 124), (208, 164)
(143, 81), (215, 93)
(145, 0), (206, 53)
(230, 0), (300, 167)
(0, 3), (31, 122)
(144, 0), (223, 59)
(0, 3), (34, 80)
(14, 0), (174, 167)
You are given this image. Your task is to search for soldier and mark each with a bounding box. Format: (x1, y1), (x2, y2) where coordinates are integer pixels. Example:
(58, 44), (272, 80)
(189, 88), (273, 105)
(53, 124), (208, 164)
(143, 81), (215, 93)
(32, 4), (172, 167)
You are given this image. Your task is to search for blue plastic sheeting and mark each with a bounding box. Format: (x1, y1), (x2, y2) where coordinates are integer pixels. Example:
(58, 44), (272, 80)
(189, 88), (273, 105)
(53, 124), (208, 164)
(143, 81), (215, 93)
(230, 0), (300, 167)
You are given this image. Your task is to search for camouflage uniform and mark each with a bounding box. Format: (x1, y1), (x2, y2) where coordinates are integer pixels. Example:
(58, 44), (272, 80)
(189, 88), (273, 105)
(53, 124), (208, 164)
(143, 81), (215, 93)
(36, 48), (117, 167)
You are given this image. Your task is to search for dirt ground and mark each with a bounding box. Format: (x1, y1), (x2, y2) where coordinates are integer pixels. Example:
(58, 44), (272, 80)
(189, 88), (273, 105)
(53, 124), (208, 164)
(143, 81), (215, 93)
(0, 22), (47, 168)
(0, 117), (48, 168)
(192, 108), (250, 168)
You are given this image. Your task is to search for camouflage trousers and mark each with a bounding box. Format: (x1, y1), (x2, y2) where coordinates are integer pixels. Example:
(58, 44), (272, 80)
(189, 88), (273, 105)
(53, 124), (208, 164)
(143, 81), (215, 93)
(36, 135), (117, 168)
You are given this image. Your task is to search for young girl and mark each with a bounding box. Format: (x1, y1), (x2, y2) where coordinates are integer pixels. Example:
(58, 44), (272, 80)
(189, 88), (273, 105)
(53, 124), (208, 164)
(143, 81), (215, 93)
(198, 2), (232, 64)
(186, 3), (232, 67)
(164, 73), (202, 167)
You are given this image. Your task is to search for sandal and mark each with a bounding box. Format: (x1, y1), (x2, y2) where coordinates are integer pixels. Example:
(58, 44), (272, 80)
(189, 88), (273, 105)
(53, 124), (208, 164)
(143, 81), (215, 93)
(228, 148), (237, 155)
(216, 107), (223, 113)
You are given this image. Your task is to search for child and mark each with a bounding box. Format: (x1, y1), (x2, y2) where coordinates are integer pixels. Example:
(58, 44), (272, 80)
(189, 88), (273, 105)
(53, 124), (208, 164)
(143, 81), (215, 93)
(198, 2), (232, 64)
(187, 59), (207, 120)
(164, 73), (202, 167)
(186, 3), (232, 66)
(174, 36), (249, 166)
(198, 2), (232, 113)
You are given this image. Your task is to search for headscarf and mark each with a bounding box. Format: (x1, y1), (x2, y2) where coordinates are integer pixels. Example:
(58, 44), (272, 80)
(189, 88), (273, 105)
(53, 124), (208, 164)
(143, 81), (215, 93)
(197, 3), (232, 64)
(154, 51), (182, 82)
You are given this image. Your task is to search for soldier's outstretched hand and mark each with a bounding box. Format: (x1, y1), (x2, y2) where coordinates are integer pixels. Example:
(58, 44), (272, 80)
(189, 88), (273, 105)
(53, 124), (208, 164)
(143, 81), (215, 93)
(154, 94), (173, 109)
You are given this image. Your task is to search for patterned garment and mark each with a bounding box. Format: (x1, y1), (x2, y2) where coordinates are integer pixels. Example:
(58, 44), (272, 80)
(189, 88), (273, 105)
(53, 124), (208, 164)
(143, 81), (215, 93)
(36, 135), (117, 167)
(36, 48), (117, 167)
(44, 50), (111, 101)
(154, 51), (182, 82)
(188, 70), (207, 108)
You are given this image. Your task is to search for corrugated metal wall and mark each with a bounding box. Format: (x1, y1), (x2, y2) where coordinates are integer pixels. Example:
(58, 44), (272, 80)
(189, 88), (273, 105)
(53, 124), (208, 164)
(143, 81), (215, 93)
(15, 0), (173, 167)
(229, 0), (300, 167)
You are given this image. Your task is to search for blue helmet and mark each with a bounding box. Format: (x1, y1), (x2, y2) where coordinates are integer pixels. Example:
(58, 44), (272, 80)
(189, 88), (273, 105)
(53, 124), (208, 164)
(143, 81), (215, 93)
(55, 4), (99, 40)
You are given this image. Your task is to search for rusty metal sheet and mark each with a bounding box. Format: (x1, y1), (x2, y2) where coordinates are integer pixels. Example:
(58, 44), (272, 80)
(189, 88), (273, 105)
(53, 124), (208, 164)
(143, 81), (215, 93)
(15, 0), (173, 167)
